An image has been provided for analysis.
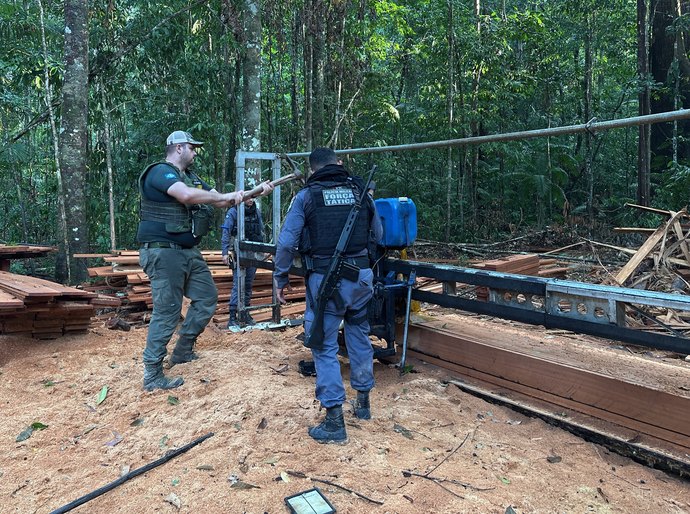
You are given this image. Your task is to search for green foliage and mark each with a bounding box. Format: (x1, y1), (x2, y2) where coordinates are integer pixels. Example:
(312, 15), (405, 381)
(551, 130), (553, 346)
(1, 0), (687, 254)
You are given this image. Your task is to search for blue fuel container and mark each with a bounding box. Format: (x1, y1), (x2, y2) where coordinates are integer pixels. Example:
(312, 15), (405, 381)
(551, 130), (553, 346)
(375, 197), (417, 248)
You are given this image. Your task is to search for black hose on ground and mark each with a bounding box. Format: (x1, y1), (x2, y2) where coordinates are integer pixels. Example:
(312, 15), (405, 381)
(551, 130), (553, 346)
(49, 432), (214, 514)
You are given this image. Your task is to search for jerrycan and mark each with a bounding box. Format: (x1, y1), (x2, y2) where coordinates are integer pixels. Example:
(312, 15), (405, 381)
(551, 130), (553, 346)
(374, 197), (417, 249)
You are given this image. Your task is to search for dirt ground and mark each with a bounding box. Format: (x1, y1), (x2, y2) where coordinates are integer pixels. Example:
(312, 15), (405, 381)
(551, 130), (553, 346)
(1, 310), (689, 514)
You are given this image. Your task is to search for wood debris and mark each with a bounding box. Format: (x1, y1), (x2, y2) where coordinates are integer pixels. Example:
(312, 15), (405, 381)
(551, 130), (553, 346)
(609, 204), (690, 289)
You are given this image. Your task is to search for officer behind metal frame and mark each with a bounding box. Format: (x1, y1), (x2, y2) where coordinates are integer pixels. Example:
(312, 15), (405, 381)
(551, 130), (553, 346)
(221, 196), (265, 328)
(273, 147), (383, 444)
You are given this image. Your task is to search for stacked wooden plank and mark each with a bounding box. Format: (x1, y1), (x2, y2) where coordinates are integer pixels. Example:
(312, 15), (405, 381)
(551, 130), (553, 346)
(83, 250), (306, 324)
(0, 244), (56, 271)
(0, 244), (56, 259)
(471, 254), (540, 301)
(537, 258), (571, 278)
(0, 271), (119, 339)
(471, 254), (541, 275)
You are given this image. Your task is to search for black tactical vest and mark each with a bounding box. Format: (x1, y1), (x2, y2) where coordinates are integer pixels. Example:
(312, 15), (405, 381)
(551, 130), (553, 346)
(138, 162), (206, 235)
(303, 167), (371, 257)
(231, 203), (263, 242)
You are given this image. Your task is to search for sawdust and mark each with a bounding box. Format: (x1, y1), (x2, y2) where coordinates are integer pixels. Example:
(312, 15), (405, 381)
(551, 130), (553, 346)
(1, 312), (689, 514)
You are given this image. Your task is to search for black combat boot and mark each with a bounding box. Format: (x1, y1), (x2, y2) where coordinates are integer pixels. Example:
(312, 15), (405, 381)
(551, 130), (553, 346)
(143, 364), (184, 391)
(308, 405), (347, 444)
(239, 310), (256, 326)
(170, 338), (199, 366)
(227, 309), (240, 329)
(352, 390), (371, 420)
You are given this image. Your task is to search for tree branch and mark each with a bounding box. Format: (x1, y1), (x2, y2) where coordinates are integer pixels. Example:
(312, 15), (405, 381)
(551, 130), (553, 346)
(286, 470), (384, 505)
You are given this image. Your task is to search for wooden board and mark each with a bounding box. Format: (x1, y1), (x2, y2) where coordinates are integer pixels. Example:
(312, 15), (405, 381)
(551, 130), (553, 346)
(406, 320), (690, 448)
(0, 290), (24, 309)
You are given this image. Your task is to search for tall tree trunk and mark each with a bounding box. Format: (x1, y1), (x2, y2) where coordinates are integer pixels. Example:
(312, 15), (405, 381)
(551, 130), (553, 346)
(468, 0), (482, 228)
(38, 0), (69, 283)
(60, 0), (90, 284)
(99, 80), (117, 252)
(637, 0), (651, 205)
(242, 0), (262, 185)
(242, 0), (262, 152)
(584, 13), (594, 228)
(290, 12), (301, 150)
(311, 0), (326, 145)
(649, 0), (690, 175)
(445, 0), (455, 242)
(303, 1), (313, 150)
(330, 4), (347, 149)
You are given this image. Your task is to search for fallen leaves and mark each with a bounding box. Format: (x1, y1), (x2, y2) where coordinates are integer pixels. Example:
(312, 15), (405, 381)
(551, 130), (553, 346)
(16, 422), (48, 442)
(96, 385), (108, 406)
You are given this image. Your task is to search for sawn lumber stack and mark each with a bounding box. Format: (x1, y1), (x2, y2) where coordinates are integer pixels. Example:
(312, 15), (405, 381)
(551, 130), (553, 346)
(83, 250), (306, 324)
(0, 271), (119, 339)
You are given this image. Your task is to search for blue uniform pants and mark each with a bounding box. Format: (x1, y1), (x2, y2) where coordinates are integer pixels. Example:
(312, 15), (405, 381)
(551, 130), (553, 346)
(140, 247), (218, 366)
(305, 268), (375, 408)
(229, 266), (257, 309)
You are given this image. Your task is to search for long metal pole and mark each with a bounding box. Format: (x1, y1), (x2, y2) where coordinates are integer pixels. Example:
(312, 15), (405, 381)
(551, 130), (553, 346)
(287, 109), (690, 158)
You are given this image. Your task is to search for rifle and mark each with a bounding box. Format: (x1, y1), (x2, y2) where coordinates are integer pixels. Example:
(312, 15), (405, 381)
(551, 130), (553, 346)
(303, 164), (378, 349)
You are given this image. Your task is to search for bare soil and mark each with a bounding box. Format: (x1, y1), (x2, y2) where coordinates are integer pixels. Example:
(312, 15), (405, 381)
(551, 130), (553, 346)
(1, 311), (689, 514)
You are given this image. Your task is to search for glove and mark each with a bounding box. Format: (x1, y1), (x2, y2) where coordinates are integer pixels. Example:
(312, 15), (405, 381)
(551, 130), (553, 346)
(223, 253), (235, 268)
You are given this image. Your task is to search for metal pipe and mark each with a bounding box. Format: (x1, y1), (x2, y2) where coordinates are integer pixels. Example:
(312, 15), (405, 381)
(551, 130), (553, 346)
(398, 271), (416, 373)
(286, 109), (690, 158)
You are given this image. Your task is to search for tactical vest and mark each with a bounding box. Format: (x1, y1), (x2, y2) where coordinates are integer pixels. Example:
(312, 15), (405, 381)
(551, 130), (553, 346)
(138, 162), (211, 236)
(231, 204), (263, 242)
(304, 178), (371, 257)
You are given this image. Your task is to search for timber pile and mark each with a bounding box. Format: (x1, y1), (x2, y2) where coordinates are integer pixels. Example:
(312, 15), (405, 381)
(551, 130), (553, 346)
(470, 254), (571, 279)
(0, 244), (56, 271)
(414, 254), (571, 298)
(414, 254), (571, 297)
(472, 253), (541, 275)
(470, 254), (571, 301)
(0, 244), (56, 259)
(0, 271), (119, 339)
(83, 250), (306, 325)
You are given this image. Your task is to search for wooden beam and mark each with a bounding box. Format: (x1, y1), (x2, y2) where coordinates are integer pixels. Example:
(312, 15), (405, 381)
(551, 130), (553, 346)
(624, 202), (673, 216)
(405, 320), (690, 450)
(614, 210), (686, 285)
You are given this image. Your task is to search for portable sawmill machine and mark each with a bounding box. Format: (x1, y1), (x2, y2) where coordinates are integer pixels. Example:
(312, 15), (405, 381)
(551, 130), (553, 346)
(232, 151), (690, 359)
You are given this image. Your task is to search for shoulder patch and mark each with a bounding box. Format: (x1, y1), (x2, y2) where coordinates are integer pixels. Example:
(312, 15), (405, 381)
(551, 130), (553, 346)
(165, 172), (178, 179)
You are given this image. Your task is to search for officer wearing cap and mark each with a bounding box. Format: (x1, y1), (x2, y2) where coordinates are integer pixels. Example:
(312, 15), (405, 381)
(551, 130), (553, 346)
(137, 130), (271, 391)
(273, 147), (383, 444)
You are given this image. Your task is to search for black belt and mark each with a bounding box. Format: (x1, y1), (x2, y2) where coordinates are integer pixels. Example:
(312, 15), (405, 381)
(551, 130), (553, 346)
(140, 242), (185, 250)
(311, 255), (370, 271)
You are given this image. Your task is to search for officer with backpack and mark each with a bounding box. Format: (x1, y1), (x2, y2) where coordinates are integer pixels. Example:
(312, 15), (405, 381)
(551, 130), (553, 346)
(273, 147), (382, 444)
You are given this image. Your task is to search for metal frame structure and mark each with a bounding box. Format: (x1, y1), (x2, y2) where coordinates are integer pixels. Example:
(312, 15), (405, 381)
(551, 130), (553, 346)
(384, 258), (690, 353)
(233, 151), (282, 324)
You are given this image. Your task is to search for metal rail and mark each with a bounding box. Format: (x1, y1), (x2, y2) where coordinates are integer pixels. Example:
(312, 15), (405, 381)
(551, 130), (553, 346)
(286, 109), (690, 157)
(383, 258), (690, 353)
